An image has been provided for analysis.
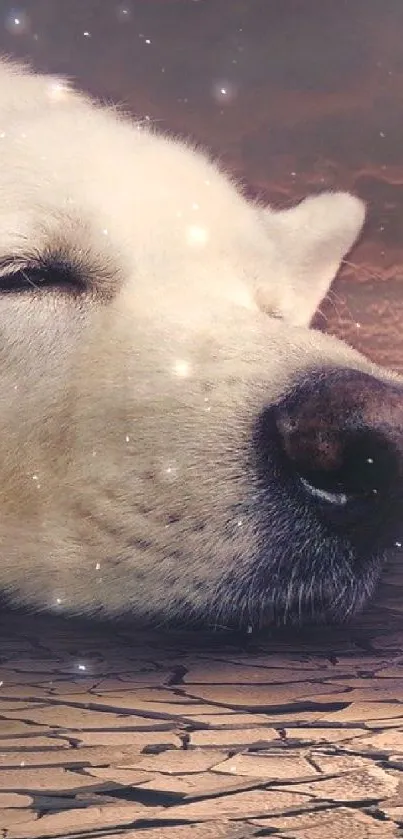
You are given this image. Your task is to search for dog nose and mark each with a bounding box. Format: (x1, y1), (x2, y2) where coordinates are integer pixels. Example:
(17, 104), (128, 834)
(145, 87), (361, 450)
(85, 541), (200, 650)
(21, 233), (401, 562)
(275, 368), (403, 509)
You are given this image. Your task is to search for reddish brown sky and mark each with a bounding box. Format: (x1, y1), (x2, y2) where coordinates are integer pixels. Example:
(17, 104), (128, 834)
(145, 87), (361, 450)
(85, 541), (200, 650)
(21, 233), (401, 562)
(0, 0), (402, 369)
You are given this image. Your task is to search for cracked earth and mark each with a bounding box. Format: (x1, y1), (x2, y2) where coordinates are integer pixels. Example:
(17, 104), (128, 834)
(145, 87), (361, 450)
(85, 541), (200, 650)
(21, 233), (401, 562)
(2, 610), (403, 838)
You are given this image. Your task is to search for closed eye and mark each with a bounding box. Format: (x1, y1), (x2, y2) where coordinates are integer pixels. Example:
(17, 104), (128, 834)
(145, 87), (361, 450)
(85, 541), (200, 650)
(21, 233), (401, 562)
(0, 259), (87, 294)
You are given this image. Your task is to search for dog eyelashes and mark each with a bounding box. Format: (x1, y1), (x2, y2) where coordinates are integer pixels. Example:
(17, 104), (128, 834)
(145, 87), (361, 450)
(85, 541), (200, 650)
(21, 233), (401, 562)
(0, 267), (52, 293)
(0, 260), (87, 294)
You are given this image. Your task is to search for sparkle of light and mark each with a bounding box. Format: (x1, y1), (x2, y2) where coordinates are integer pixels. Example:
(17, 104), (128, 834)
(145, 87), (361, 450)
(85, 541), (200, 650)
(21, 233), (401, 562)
(163, 462), (178, 481)
(173, 359), (191, 378)
(117, 5), (131, 20)
(47, 80), (70, 102)
(5, 11), (30, 35)
(186, 224), (209, 247)
(212, 81), (237, 104)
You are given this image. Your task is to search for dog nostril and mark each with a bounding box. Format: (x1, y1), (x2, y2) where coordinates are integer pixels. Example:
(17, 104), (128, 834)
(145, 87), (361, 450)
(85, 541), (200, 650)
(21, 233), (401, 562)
(274, 368), (403, 505)
(277, 418), (399, 500)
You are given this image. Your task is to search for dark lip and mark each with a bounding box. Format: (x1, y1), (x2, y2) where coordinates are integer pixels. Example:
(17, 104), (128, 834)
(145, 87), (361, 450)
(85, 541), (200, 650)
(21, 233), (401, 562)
(299, 475), (349, 505)
(296, 474), (383, 528)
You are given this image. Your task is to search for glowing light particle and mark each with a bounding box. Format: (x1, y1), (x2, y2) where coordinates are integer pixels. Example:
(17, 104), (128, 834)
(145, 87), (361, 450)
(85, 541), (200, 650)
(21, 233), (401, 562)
(163, 462), (178, 482)
(47, 80), (70, 102)
(212, 81), (237, 104)
(173, 359), (191, 378)
(117, 6), (131, 21)
(5, 11), (29, 34)
(186, 224), (209, 246)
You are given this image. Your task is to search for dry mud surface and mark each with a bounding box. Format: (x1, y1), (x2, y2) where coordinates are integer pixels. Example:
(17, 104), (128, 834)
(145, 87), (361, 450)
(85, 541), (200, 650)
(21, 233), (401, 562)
(3, 612), (403, 838)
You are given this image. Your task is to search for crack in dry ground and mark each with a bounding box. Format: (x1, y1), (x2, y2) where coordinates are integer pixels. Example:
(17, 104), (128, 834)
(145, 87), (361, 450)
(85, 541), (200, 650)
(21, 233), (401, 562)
(2, 613), (403, 837)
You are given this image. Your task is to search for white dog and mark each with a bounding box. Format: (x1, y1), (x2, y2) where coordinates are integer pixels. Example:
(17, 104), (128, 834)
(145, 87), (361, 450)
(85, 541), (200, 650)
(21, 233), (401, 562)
(0, 59), (401, 630)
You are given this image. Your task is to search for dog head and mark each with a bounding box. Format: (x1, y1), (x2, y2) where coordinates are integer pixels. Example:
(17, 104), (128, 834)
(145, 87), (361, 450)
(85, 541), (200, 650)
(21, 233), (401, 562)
(0, 61), (402, 629)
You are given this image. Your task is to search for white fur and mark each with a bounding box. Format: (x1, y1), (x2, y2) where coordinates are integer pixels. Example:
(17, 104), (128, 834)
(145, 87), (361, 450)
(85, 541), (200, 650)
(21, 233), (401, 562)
(0, 59), (397, 627)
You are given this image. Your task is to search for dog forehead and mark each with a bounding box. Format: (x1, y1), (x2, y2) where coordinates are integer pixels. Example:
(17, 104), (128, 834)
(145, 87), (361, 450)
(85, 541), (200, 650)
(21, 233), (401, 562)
(0, 117), (280, 331)
(0, 66), (365, 336)
(0, 107), (265, 265)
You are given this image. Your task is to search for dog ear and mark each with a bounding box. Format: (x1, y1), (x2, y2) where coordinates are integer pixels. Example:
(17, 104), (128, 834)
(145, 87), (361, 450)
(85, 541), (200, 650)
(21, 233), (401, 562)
(259, 192), (365, 326)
